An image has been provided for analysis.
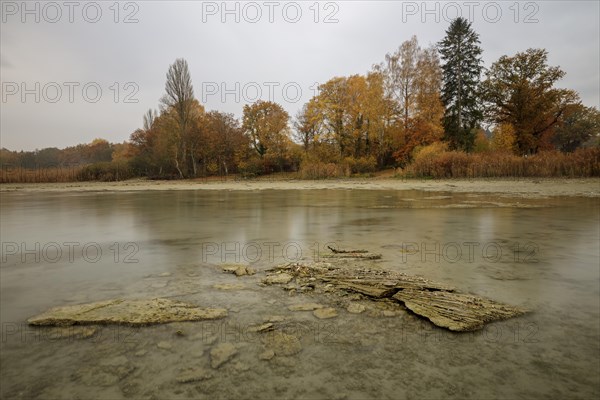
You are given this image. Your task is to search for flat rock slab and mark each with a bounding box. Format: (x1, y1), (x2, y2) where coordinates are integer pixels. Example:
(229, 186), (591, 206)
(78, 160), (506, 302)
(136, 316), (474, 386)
(28, 298), (228, 326)
(393, 289), (525, 332)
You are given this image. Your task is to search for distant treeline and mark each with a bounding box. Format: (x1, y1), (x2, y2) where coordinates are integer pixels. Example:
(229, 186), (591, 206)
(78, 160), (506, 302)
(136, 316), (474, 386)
(2, 17), (599, 183)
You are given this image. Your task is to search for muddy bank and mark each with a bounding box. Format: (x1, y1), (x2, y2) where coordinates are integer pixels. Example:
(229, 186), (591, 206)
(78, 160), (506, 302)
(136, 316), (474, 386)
(1, 177), (599, 198)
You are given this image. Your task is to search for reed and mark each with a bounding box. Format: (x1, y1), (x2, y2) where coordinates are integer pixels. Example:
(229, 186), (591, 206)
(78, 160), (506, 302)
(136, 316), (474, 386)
(405, 148), (600, 178)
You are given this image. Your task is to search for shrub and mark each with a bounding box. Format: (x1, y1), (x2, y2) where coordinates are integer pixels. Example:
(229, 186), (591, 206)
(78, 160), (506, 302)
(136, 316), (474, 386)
(344, 156), (378, 174)
(298, 158), (349, 179)
(237, 157), (265, 178)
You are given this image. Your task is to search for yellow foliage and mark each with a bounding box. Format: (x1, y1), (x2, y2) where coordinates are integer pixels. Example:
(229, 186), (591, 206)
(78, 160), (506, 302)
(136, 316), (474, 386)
(491, 123), (517, 153)
(413, 141), (449, 162)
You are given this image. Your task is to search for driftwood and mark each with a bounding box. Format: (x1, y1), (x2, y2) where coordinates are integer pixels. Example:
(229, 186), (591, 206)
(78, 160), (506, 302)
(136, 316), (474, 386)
(323, 246), (382, 260)
(327, 246), (369, 254)
(267, 262), (526, 332)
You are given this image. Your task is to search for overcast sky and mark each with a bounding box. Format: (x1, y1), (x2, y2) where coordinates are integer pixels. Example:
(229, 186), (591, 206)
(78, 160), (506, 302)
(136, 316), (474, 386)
(1, 0), (599, 151)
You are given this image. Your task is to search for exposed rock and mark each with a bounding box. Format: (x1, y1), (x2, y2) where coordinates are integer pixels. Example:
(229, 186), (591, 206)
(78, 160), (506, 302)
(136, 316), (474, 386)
(264, 332), (302, 356)
(288, 303), (324, 311)
(259, 349), (275, 360)
(27, 298), (228, 326)
(265, 315), (285, 323)
(222, 264), (256, 277)
(346, 303), (366, 314)
(158, 272), (172, 277)
(134, 350), (147, 357)
(393, 289), (526, 332)
(221, 264), (242, 273)
(263, 273), (294, 285)
(210, 343), (238, 369)
(270, 260), (526, 332)
(313, 307), (338, 319)
(176, 368), (213, 383)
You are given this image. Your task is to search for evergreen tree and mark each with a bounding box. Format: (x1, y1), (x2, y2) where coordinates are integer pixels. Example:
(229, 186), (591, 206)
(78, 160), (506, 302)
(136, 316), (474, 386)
(438, 17), (483, 151)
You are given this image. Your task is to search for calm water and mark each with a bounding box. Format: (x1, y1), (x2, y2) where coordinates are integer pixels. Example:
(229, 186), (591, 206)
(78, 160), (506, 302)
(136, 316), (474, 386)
(1, 189), (599, 399)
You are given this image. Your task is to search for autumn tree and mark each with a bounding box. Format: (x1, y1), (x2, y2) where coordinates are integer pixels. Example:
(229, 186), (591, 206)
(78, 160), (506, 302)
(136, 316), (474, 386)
(242, 101), (293, 172)
(481, 48), (579, 154)
(375, 37), (444, 164)
(552, 104), (600, 152)
(203, 111), (248, 175)
(490, 123), (517, 153)
(294, 100), (322, 152)
(161, 58), (196, 178)
(312, 77), (350, 155)
(438, 17), (484, 151)
(186, 100), (207, 176)
(362, 71), (395, 166)
(85, 139), (113, 163)
(305, 73), (391, 165)
(128, 109), (160, 170)
(376, 36), (420, 131)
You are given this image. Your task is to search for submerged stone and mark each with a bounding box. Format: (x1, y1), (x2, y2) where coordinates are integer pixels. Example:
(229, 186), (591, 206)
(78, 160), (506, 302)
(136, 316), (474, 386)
(264, 332), (302, 356)
(313, 307), (338, 319)
(288, 303), (324, 311)
(176, 368), (213, 383)
(346, 303), (366, 314)
(210, 343), (238, 369)
(259, 349), (275, 360)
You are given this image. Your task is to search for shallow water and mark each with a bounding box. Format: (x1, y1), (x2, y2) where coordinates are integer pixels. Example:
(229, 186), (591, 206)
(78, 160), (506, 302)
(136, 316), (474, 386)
(1, 189), (598, 399)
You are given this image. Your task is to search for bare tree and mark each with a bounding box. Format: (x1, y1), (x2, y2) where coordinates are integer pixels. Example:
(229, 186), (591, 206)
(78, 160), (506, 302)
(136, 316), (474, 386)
(161, 58), (195, 178)
(143, 109), (157, 132)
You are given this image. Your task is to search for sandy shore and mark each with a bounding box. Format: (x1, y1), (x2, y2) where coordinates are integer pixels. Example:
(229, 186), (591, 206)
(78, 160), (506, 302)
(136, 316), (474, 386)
(1, 177), (599, 198)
